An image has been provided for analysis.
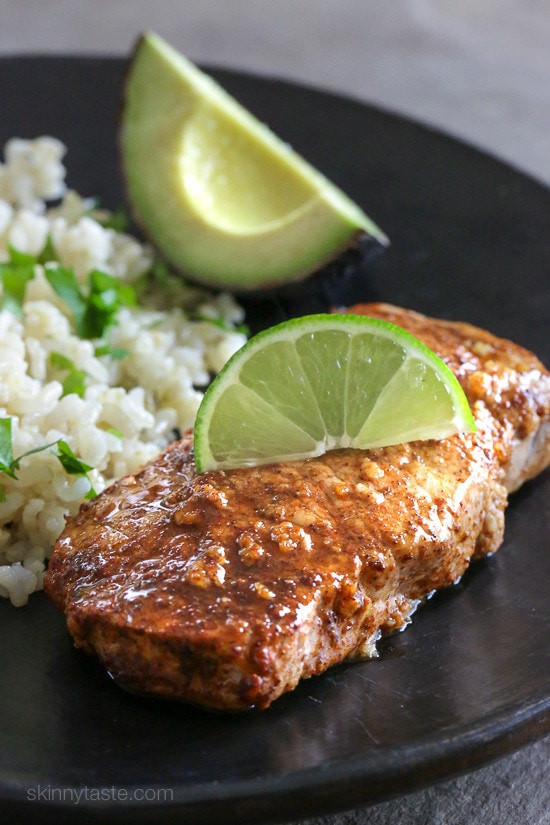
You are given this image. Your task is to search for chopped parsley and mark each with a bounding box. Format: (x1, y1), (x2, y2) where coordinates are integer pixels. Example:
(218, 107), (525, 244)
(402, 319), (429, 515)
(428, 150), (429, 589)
(82, 200), (130, 233)
(134, 258), (194, 300)
(0, 239), (61, 317)
(0, 417), (59, 482)
(55, 440), (97, 499)
(94, 343), (128, 360)
(0, 417), (96, 500)
(49, 352), (87, 398)
(105, 426), (124, 439)
(0, 245), (37, 318)
(146, 258), (173, 288)
(97, 206), (130, 233)
(37, 235), (57, 264)
(190, 312), (249, 336)
(45, 265), (136, 339)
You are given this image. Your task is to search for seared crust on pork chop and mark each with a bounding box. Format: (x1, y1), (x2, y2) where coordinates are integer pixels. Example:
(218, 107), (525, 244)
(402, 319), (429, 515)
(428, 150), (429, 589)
(44, 304), (550, 709)
(361, 304), (550, 492)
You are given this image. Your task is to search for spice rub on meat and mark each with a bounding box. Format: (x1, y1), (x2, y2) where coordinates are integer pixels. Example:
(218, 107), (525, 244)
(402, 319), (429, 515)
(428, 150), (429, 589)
(44, 303), (550, 710)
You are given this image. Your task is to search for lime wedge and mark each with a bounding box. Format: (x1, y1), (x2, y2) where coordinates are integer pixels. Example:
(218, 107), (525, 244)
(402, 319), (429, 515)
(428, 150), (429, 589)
(120, 33), (388, 290)
(194, 314), (476, 472)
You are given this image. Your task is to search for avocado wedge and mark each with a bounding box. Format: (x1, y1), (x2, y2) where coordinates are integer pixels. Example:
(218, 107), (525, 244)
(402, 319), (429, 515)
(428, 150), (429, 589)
(120, 32), (388, 291)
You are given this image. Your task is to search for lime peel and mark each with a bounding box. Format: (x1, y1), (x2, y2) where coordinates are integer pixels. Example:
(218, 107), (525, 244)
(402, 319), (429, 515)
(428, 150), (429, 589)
(193, 314), (476, 472)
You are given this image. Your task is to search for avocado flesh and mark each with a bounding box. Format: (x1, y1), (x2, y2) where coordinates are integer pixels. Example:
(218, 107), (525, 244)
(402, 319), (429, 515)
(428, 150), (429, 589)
(120, 33), (388, 290)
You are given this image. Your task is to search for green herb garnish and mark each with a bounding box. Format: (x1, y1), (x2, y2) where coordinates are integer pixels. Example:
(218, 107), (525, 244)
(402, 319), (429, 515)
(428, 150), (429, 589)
(0, 417), (97, 500)
(49, 352), (87, 398)
(0, 417), (60, 503)
(0, 245), (37, 317)
(0, 417), (17, 478)
(94, 343), (129, 360)
(55, 440), (96, 498)
(0, 417), (59, 479)
(98, 207), (130, 233)
(37, 235), (57, 264)
(135, 258), (189, 298)
(147, 258), (173, 287)
(45, 265), (136, 339)
(82, 200), (130, 233)
(190, 312), (249, 336)
(44, 264), (87, 326)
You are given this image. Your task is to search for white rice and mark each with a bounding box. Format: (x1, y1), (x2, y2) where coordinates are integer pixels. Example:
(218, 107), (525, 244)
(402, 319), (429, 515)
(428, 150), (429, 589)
(0, 137), (247, 606)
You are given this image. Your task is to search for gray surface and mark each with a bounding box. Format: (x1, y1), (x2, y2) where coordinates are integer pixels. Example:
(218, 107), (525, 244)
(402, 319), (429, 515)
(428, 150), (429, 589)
(2, 0), (549, 184)
(294, 737), (550, 825)
(1, 2), (549, 824)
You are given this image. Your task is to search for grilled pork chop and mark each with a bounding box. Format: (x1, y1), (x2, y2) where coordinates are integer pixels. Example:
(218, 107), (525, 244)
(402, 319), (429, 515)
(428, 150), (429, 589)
(44, 304), (550, 709)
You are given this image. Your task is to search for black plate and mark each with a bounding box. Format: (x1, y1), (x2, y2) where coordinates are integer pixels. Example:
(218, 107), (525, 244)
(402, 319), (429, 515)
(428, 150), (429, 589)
(0, 57), (549, 825)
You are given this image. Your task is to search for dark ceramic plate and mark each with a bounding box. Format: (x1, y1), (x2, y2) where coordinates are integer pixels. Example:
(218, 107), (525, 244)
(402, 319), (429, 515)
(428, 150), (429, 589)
(0, 57), (549, 825)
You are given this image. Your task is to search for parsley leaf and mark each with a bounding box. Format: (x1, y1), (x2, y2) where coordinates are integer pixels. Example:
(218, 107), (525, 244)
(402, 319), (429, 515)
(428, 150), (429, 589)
(49, 352), (87, 398)
(0, 245), (37, 318)
(45, 265), (136, 340)
(55, 440), (94, 474)
(148, 258), (173, 287)
(190, 312), (250, 337)
(0, 417), (62, 493)
(0, 418), (15, 477)
(61, 370), (87, 398)
(49, 352), (75, 371)
(44, 265), (87, 329)
(55, 440), (97, 499)
(7, 246), (36, 267)
(98, 207), (130, 233)
(83, 269), (136, 338)
(37, 235), (57, 264)
(94, 343), (128, 360)
(0, 419), (97, 500)
(134, 258), (185, 299)
(81, 200), (130, 233)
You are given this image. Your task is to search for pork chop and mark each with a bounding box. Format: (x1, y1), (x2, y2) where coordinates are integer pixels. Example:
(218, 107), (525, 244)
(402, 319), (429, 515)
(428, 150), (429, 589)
(44, 303), (550, 709)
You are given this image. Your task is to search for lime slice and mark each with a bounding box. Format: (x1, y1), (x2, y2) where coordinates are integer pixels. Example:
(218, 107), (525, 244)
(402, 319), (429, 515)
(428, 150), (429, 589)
(194, 314), (476, 472)
(120, 32), (388, 290)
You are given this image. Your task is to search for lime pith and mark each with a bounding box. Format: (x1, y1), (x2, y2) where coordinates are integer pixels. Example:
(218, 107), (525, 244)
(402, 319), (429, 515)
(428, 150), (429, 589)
(193, 314), (476, 472)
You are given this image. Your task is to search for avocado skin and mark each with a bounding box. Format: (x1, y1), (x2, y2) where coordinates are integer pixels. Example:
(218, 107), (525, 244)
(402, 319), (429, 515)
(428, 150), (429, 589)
(239, 233), (386, 334)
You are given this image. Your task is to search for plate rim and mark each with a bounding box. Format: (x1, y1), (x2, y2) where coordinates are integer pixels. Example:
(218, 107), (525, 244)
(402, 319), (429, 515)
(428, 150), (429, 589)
(2, 691), (548, 822)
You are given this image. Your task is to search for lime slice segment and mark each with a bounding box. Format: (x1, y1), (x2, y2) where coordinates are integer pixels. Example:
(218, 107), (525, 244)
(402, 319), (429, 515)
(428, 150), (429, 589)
(194, 314), (476, 472)
(120, 33), (388, 290)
